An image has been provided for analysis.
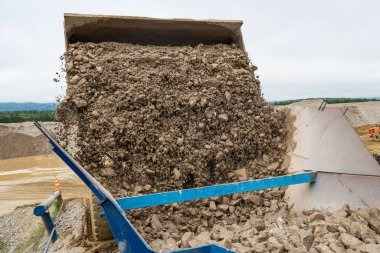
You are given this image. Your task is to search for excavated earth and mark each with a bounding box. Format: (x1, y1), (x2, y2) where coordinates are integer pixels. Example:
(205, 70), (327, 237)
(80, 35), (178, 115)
(57, 42), (289, 195)
(55, 42), (380, 252)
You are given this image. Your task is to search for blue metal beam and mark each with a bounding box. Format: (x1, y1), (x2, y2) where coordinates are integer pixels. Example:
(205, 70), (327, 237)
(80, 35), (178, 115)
(116, 172), (317, 211)
(169, 244), (235, 253)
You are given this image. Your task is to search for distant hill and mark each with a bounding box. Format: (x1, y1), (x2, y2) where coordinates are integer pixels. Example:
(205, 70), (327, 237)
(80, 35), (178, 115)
(0, 102), (57, 112)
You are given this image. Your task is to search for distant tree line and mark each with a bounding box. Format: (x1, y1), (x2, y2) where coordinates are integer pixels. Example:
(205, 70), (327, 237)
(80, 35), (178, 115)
(0, 97), (378, 122)
(271, 98), (380, 106)
(0, 110), (55, 123)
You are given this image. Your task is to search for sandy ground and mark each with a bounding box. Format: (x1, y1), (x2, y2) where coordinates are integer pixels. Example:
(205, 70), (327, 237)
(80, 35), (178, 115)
(0, 121), (87, 215)
(0, 154), (89, 215)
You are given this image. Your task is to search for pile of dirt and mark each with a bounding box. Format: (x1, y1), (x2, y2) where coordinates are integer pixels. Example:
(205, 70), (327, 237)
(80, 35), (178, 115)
(0, 122), (59, 160)
(0, 133), (52, 160)
(56, 41), (291, 250)
(57, 42), (289, 195)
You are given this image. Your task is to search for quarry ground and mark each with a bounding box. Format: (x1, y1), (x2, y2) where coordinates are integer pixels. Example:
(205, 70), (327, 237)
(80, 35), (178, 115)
(0, 100), (379, 252)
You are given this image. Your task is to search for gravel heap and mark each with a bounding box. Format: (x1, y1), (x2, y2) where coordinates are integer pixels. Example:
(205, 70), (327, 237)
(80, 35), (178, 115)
(57, 42), (289, 196)
(0, 123), (60, 160)
(148, 205), (380, 253)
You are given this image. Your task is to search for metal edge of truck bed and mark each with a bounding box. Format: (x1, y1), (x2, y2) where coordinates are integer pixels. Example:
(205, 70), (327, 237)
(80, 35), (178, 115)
(64, 13), (245, 50)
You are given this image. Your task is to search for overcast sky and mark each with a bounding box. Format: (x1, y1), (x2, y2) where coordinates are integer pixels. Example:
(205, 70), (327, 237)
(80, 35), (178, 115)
(0, 0), (379, 102)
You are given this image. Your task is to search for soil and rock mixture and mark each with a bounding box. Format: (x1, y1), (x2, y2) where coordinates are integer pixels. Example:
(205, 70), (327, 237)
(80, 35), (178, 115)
(57, 42), (289, 195)
(55, 41), (290, 250)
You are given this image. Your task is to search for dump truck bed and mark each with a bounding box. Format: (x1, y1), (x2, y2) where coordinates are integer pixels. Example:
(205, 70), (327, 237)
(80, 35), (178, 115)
(64, 13), (245, 50)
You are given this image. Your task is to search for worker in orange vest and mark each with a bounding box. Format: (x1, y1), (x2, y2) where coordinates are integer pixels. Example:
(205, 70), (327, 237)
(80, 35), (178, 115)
(369, 125), (379, 139)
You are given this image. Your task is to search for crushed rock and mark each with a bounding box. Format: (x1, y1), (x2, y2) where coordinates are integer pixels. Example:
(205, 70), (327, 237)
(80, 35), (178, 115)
(57, 41), (291, 250)
(144, 205), (380, 252)
(58, 42), (289, 197)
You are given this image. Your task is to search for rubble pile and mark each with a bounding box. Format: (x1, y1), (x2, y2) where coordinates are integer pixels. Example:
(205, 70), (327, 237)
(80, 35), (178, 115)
(57, 42), (289, 196)
(55, 41), (380, 252)
(148, 205), (380, 253)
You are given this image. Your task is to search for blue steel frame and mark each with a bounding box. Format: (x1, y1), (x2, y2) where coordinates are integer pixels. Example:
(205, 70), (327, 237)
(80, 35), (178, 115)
(34, 190), (62, 242)
(34, 121), (317, 253)
(115, 172), (317, 211)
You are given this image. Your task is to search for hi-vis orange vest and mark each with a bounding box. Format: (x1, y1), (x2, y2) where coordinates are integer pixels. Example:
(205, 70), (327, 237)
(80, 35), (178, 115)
(370, 127), (380, 136)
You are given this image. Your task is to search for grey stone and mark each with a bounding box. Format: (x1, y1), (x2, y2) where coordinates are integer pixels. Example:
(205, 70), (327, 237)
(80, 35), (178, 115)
(250, 217), (265, 231)
(218, 204), (229, 212)
(151, 214), (163, 230)
(209, 201), (217, 211)
(73, 98), (87, 108)
(218, 113), (229, 122)
(308, 213), (325, 223)
(267, 236), (284, 253)
(234, 168), (248, 181)
(150, 239), (163, 251)
(314, 244), (334, 253)
(328, 241), (345, 253)
(173, 168), (181, 180)
(219, 228), (234, 241)
(339, 233), (363, 249)
(299, 229), (314, 250)
(356, 243), (380, 253)
(181, 232), (193, 248)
